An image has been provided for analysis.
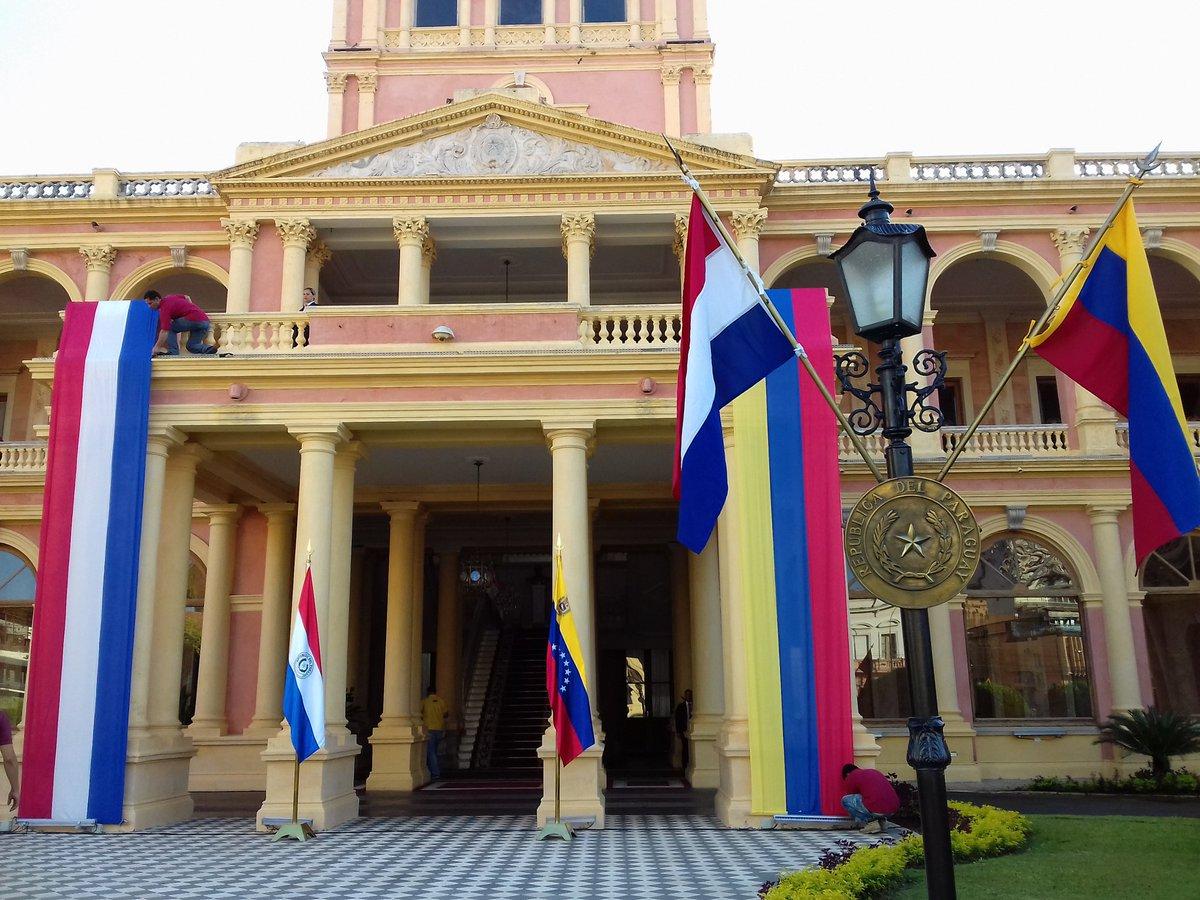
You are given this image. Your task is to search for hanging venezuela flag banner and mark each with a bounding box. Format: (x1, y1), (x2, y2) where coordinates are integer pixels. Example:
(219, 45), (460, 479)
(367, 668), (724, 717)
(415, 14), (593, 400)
(729, 287), (853, 818)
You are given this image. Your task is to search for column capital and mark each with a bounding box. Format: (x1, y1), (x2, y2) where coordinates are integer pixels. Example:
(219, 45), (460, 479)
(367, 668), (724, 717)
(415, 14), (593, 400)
(730, 208), (768, 242)
(661, 65), (683, 86)
(288, 423), (352, 447)
(381, 500), (421, 520)
(325, 71), (349, 93)
(560, 213), (596, 259)
(256, 501), (297, 518)
(167, 441), (211, 471)
(693, 65), (713, 85)
(1050, 226), (1090, 258)
(1086, 504), (1127, 524)
(357, 71), (378, 93)
(308, 240), (333, 269)
(79, 244), (116, 272)
(276, 218), (316, 250)
(335, 440), (368, 468)
(673, 213), (688, 262)
(147, 424), (187, 456)
(543, 422), (596, 451)
(221, 218), (259, 248)
(393, 216), (429, 247)
(197, 503), (242, 526)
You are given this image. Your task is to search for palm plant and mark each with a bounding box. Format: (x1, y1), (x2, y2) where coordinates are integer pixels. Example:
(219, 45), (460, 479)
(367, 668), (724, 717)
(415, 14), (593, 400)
(1097, 708), (1200, 782)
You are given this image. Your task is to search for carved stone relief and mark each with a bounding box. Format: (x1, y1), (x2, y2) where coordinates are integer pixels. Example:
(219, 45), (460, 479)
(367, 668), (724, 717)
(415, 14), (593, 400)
(315, 114), (671, 178)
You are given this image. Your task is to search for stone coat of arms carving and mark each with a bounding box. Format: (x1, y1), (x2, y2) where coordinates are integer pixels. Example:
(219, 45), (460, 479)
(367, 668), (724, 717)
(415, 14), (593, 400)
(317, 114), (670, 178)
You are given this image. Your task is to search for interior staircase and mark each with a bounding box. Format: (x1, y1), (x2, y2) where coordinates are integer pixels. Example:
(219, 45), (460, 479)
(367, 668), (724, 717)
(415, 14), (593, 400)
(473, 629), (547, 774)
(457, 626), (499, 770)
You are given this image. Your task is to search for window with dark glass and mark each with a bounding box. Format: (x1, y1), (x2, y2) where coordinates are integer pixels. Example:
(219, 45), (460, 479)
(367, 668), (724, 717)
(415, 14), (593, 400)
(499, 0), (541, 25)
(1177, 374), (1200, 421)
(964, 537), (1092, 719)
(937, 378), (964, 427)
(0, 549), (35, 725)
(583, 0), (626, 22)
(1035, 376), (1062, 424)
(415, 0), (458, 27)
(1140, 531), (1200, 714)
(848, 564), (910, 720)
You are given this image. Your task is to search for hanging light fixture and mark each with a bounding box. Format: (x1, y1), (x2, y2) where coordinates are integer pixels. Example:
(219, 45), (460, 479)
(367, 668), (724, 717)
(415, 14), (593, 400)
(459, 458), (497, 594)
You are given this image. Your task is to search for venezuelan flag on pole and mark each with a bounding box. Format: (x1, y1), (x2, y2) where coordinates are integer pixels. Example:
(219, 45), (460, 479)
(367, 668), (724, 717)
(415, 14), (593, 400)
(546, 544), (595, 765)
(733, 287), (854, 818)
(1030, 200), (1200, 564)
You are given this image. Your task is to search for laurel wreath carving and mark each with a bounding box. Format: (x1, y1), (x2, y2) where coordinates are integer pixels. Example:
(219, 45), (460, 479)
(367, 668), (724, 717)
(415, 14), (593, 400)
(872, 508), (955, 584)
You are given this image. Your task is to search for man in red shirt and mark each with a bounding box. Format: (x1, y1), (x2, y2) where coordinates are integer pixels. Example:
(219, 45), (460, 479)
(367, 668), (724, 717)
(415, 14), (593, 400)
(144, 290), (217, 356)
(841, 763), (900, 833)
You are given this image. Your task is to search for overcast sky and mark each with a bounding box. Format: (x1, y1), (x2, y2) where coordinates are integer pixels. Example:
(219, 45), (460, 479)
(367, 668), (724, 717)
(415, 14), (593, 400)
(0, 1), (1192, 174)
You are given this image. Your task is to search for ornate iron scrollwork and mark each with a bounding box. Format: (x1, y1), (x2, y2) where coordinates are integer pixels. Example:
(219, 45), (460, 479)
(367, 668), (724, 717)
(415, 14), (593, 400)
(835, 351), (884, 435)
(908, 349), (949, 433)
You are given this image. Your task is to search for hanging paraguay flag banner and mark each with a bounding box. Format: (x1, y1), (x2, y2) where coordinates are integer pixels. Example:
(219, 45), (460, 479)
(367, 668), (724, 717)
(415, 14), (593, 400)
(734, 287), (854, 818)
(20, 301), (158, 825)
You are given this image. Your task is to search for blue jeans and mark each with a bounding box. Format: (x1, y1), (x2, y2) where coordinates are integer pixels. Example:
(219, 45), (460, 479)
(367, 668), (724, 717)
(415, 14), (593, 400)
(842, 793), (877, 825)
(164, 318), (215, 354)
(427, 729), (444, 780)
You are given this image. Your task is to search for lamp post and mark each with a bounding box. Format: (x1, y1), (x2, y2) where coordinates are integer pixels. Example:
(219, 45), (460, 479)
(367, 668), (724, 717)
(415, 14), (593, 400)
(831, 175), (957, 899)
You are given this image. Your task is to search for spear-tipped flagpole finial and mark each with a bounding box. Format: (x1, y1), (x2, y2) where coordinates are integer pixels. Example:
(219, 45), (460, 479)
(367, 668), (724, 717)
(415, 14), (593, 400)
(555, 532), (563, 555)
(306, 540), (312, 566)
(1138, 141), (1163, 177)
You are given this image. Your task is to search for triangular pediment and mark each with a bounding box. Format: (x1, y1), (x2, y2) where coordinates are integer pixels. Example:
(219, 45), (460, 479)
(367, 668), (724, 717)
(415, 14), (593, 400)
(212, 93), (775, 186)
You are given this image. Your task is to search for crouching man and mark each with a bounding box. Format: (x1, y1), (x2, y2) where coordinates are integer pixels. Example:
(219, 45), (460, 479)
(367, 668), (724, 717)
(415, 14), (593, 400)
(144, 290), (217, 356)
(841, 763), (900, 833)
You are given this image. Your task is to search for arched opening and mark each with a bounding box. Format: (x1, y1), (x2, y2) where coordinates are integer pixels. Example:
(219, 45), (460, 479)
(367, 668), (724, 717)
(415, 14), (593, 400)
(930, 258), (1054, 427)
(0, 272), (70, 441)
(1149, 254), (1200, 422)
(769, 258), (849, 343)
(963, 535), (1093, 719)
(127, 271), (227, 314)
(1139, 531), (1200, 713)
(0, 547), (37, 724)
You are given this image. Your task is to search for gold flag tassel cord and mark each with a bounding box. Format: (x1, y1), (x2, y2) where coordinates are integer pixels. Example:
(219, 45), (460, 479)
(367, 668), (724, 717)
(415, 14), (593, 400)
(662, 135), (887, 484)
(935, 143), (1163, 482)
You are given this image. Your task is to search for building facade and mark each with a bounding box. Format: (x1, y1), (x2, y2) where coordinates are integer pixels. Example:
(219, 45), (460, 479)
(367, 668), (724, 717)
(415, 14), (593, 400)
(1, 0), (1199, 830)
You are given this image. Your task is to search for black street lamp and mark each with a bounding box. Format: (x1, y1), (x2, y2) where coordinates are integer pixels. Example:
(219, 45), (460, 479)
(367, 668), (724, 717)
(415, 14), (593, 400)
(831, 175), (957, 900)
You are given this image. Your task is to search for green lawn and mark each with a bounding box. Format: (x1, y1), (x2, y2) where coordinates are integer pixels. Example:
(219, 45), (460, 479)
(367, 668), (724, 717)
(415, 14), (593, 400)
(893, 815), (1200, 899)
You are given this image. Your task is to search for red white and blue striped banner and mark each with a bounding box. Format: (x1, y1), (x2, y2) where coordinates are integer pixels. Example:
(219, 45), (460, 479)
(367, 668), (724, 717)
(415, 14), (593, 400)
(283, 566), (326, 762)
(20, 301), (158, 824)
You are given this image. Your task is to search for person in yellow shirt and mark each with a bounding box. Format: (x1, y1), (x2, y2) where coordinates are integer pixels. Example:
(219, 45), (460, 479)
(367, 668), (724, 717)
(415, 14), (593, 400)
(421, 688), (448, 781)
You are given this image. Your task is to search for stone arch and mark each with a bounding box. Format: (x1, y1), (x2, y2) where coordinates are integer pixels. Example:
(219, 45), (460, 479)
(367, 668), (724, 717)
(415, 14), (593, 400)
(1149, 239), (1200, 285)
(0, 527), (39, 569)
(489, 73), (556, 104)
(976, 512), (1102, 597)
(762, 246), (830, 289)
(189, 532), (210, 568)
(928, 239), (1058, 303)
(111, 257), (229, 307)
(0, 258), (82, 304)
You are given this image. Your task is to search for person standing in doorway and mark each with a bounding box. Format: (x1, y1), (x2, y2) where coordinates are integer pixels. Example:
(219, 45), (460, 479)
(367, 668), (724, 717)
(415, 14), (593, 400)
(1, 709), (18, 811)
(421, 687), (448, 781)
(673, 689), (693, 772)
(144, 290), (217, 356)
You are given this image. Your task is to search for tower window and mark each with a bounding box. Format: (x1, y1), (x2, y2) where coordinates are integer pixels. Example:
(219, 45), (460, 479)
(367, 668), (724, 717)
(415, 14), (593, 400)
(415, 0), (457, 27)
(499, 0), (541, 25)
(583, 0), (626, 22)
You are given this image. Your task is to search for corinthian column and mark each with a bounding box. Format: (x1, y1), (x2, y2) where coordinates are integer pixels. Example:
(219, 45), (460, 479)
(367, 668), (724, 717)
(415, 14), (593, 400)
(1053, 227), (1119, 451)
(694, 66), (713, 133)
(662, 67), (682, 139)
(731, 209), (767, 271)
(393, 217), (429, 305)
(188, 505), (242, 738)
(561, 214), (595, 307)
(221, 219), (259, 314)
(325, 72), (348, 138)
(79, 245), (116, 300)
(357, 72), (378, 130)
(304, 241), (332, 303)
(420, 235), (437, 304)
(276, 219), (315, 313)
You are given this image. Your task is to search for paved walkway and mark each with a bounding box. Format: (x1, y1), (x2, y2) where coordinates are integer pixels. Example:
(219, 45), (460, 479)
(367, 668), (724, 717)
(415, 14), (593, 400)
(2, 815), (891, 900)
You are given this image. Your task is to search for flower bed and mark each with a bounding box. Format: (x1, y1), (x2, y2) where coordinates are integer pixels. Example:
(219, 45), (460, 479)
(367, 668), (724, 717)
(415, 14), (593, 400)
(761, 802), (1030, 899)
(1028, 769), (1198, 795)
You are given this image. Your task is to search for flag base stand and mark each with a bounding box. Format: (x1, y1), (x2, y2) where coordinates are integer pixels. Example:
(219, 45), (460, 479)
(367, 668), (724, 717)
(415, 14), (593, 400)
(535, 755), (574, 842)
(272, 756), (316, 843)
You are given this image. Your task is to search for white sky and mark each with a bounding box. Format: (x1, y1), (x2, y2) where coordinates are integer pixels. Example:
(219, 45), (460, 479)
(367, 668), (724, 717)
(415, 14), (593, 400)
(0, 0), (1193, 174)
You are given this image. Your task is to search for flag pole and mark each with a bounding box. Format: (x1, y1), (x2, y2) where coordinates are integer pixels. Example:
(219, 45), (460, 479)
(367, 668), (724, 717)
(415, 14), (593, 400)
(936, 144), (1163, 481)
(536, 537), (575, 842)
(663, 135), (886, 483)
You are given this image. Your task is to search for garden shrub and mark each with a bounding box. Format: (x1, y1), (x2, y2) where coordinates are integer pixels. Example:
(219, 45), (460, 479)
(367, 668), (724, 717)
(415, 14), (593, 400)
(1028, 769), (1199, 795)
(762, 802), (1029, 899)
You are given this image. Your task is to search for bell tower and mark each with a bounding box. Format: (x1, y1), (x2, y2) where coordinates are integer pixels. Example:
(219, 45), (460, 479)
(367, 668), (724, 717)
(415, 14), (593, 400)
(323, 0), (715, 137)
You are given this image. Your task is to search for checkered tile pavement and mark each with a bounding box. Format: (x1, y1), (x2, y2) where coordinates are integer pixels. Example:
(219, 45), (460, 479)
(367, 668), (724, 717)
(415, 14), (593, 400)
(2, 815), (892, 899)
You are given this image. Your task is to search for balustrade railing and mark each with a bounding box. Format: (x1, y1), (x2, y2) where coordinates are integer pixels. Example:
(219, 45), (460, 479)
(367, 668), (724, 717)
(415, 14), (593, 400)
(1076, 156), (1200, 178)
(211, 314), (309, 353)
(940, 424), (1071, 456)
(0, 442), (47, 472)
(910, 160), (1045, 181)
(580, 307), (681, 348)
(775, 163), (881, 185)
(119, 177), (215, 198)
(0, 179), (92, 200)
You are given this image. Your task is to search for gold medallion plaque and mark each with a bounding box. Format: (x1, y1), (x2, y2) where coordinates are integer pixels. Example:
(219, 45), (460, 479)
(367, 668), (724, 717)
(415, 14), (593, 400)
(845, 477), (980, 610)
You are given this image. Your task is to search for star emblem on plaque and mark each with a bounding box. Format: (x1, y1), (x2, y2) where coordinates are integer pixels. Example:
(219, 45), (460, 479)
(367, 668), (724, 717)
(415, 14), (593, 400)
(844, 476), (981, 609)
